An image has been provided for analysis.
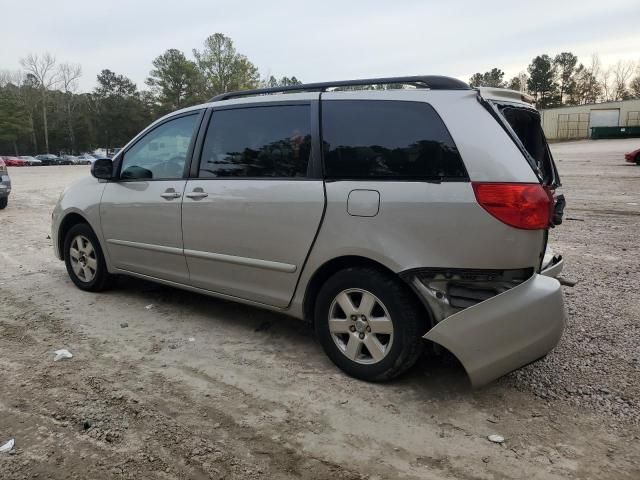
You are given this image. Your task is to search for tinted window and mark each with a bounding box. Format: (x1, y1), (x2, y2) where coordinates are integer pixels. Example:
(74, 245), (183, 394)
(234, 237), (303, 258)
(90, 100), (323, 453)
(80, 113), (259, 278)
(322, 100), (467, 179)
(120, 114), (199, 180)
(199, 105), (311, 178)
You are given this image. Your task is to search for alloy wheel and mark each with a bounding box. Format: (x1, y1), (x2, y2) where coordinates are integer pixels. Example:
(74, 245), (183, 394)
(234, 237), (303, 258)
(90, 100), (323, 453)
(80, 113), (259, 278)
(328, 288), (394, 364)
(69, 235), (98, 283)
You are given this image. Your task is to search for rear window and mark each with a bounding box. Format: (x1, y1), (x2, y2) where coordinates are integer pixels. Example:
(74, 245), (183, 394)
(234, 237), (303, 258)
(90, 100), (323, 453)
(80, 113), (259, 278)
(497, 105), (560, 186)
(322, 100), (467, 180)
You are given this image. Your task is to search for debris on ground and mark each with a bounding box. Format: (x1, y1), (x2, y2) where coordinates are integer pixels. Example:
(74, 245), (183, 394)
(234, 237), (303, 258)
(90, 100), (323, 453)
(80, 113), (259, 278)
(0, 439), (15, 453)
(145, 304), (154, 310)
(120, 322), (128, 328)
(53, 349), (73, 361)
(487, 435), (505, 444)
(188, 337), (195, 342)
(558, 277), (578, 287)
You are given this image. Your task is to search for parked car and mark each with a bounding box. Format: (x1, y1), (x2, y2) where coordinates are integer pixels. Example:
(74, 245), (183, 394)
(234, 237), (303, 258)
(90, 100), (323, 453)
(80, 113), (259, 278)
(76, 153), (100, 165)
(0, 158), (11, 209)
(36, 154), (62, 166)
(20, 155), (42, 166)
(2, 156), (28, 166)
(624, 147), (640, 165)
(51, 76), (566, 386)
(62, 155), (90, 165)
(76, 153), (96, 165)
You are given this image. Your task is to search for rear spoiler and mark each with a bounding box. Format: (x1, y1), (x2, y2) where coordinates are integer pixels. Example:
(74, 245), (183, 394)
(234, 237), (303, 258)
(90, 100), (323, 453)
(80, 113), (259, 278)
(475, 87), (535, 107)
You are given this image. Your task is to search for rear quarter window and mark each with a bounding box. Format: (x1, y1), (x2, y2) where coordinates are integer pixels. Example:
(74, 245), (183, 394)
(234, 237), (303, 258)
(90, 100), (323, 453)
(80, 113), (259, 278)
(321, 100), (467, 180)
(495, 103), (560, 187)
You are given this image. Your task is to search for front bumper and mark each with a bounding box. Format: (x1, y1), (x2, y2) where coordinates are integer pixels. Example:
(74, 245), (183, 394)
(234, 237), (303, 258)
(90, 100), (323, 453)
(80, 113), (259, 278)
(423, 274), (565, 387)
(0, 175), (11, 197)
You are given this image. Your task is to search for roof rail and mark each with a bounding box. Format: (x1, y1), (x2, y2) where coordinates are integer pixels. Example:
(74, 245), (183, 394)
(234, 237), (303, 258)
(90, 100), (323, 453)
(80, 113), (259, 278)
(208, 75), (470, 102)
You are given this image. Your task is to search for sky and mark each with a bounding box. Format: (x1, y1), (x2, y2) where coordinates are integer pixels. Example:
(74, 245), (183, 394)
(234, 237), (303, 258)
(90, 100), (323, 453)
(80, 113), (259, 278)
(1, 0), (639, 92)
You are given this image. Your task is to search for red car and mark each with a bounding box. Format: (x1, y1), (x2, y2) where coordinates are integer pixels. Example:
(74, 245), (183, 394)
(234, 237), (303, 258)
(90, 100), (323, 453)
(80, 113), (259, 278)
(1, 156), (27, 167)
(625, 148), (640, 165)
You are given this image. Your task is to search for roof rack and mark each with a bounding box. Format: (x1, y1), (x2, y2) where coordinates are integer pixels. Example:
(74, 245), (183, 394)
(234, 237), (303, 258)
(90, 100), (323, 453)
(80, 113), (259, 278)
(209, 75), (470, 102)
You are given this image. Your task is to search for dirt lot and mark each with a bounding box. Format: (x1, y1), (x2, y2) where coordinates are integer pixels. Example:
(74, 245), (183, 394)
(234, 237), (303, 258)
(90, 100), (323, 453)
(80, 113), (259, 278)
(1, 139), (639, 479)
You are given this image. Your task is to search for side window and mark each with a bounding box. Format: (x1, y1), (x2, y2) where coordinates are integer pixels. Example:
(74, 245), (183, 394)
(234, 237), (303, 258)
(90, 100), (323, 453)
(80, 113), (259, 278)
(322, 100), (467, 180)
(120, 114), (199, 180)
(199, 105), (311, 178)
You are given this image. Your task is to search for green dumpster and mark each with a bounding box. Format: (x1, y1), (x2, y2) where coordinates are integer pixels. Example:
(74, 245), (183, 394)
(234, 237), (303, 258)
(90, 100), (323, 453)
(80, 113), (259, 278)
(590, 126), (640, 139)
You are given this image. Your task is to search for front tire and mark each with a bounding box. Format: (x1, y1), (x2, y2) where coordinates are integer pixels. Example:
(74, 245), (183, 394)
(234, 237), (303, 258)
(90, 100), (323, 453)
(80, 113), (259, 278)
(314, 267), (426, 381)
(63, 223), (113, 292)
(0, 197), (7, 210)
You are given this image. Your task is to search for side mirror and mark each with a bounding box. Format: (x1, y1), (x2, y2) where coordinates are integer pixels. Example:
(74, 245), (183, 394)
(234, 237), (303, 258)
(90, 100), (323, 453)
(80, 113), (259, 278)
(91, 158), (113, 180)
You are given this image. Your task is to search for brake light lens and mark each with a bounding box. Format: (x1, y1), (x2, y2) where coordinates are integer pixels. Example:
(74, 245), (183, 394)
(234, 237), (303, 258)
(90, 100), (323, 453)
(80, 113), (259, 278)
(472, 182), (553, 230)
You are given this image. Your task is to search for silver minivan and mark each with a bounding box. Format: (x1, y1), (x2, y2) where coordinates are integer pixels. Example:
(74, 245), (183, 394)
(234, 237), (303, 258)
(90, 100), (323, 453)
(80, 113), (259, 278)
(52, 76), (566, 386)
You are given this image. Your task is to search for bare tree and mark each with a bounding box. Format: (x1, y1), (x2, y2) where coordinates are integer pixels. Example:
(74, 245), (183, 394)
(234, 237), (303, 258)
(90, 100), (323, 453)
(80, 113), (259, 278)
(0, 70), (16, 87)
(59, 63), (82, 153)
(19, 53), (59, 153)
(612, 60), (635, 100)
(600, 68), (614, 102)
(631, 62), (640, 99)
(0, 69), (28, 88)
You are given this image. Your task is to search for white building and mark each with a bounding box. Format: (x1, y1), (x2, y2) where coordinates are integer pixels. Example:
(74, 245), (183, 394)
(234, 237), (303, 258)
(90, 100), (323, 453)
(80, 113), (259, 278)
(540, 99), (640, 140)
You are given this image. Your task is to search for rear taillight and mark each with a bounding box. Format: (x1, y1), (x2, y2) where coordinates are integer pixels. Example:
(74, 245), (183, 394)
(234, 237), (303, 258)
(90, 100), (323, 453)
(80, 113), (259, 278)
(472, 182), (553, 230)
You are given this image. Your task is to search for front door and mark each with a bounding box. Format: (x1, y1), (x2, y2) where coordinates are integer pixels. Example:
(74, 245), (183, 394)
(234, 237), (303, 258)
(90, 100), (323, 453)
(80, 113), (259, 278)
(181, 101), (325, 307)
(100, 111), (202, 283)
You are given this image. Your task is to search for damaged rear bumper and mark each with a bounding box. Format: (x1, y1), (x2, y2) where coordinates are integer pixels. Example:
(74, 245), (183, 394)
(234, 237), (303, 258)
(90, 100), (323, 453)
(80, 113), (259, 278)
(423, 274), (565, 387)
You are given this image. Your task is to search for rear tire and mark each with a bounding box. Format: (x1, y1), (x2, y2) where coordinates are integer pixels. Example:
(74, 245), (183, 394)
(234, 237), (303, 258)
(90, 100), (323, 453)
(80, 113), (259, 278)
(64, 223), (114, 292)
(314, 267), (426, 381)
(635, 153), (640, 165)
(0, 197), (7, 210)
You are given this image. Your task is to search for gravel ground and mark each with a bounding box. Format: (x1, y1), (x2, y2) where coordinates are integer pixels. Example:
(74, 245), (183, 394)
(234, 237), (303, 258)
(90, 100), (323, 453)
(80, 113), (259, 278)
(505, 139), (640, 425)
(1, 138), (639, 479)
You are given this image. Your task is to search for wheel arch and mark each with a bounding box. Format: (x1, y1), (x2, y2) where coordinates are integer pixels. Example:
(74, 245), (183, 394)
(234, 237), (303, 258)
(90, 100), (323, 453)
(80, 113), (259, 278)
(57, 212), (95, 261)
(302, 255), (432, 325)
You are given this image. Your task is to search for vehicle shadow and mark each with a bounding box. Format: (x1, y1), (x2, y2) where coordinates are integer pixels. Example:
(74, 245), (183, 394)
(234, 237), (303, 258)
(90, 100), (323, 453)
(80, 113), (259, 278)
(111, 275), (471, 395)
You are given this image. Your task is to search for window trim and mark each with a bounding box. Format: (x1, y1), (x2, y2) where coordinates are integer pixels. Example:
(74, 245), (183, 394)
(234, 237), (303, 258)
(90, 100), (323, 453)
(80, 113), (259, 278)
(190, 100), (322, 181)
(113, 109), (205, 182)
(319, 99), (469, 182)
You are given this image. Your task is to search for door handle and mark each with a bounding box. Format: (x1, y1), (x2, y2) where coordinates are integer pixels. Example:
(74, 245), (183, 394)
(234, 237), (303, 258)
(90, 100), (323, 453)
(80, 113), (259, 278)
(160, 191), (181, 199)
(185, 191), (208, 200)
